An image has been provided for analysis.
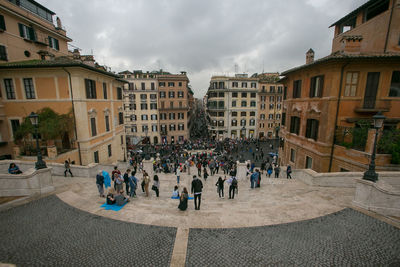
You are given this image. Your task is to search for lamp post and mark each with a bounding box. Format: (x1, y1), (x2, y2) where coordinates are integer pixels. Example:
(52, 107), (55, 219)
(28, 112), (47, 170)
(363, 111), (385, 182)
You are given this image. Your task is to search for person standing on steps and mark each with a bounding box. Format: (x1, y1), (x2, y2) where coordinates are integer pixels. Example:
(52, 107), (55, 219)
(215, 176), (226, 198)
(286, 165), (292, 179)
(123, 169), (131, 195)
(176, 165), (181, 184)
(274, 165), (281, 178)
(191, 175), (203, 210)
(227, 175), (238, 199)
(96, 170), (105, 197)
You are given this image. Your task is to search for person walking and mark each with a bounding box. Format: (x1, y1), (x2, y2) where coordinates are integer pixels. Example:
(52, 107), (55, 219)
(143, 170), (150, 196)
(112, 166), (121, 190)
(64, 159), (73, 177)
(96, 170), (105, 197)
(176, 165), (181, 184)
(274, 165), (281, 178)
(227, 176), (238, 199)
(215, 176), (226, 198)
(197, 162), (202, 176)
(191, 175), (203, 210)
(286, 165), (292, 179)
(256, 169), (261, 188)
(129, 174), (138, 198)
(250, 171), (259, 189)
(267, 164), (273, 178)
(152, 175), (160, 197)
(123, 169), (131, 195)
(203, 167), (209, 181)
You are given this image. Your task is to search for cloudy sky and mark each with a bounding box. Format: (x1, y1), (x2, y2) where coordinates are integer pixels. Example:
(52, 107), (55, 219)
(40, 0), (367, 98)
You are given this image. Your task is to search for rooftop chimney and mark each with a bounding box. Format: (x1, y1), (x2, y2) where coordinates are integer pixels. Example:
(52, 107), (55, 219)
(306, 48), (314, 64)
(72, 49), (80, 59)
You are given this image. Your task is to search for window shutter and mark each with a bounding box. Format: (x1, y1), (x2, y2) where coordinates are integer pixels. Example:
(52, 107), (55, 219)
(314, 120), (319, 140)
(306, 119), (311, 138)
(18, 23), (24, 37)
(28, 27), (36, 41)
(48, 36), (51, 46)
(85, 79), (90, 98)
(55, 39), (59, 50)
(0, 15), (6, 31)
(310, 78), (315, 97)
(0, 45), (7, 61)
(318, 76), (324, 97)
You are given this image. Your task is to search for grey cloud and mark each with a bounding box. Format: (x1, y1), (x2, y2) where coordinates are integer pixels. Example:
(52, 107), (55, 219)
(39, 0), (369, 97)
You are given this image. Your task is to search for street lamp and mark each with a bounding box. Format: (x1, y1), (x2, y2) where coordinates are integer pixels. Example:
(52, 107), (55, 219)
(28, 112), (47, 170)
(363, 111), (385, 182)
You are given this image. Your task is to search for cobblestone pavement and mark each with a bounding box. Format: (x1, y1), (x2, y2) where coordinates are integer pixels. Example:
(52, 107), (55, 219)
(186, 209), (400, 266)
(0, 195), (176, 267)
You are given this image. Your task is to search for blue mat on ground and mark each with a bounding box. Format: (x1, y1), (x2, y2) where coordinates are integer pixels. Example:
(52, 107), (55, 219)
(100, 202), (127, 211)
(171, 196), (194, 200)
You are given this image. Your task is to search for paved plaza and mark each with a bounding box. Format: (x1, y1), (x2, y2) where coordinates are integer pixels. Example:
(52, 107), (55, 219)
(1, 170), (399, 266)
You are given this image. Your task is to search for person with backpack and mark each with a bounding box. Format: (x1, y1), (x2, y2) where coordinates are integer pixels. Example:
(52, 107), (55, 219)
(286, 165), (292, 179)
(227, 176), (238, 199)
(250, 171), (259, 189)
(267, 164), (273, 178)
(129, 174), (138, 198)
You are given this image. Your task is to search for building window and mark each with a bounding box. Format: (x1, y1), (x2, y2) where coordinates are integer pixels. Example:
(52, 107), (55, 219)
(232, 101), (236, 107)
(179, 82), (182, 87)
(231, 120), (237, 126)
(169, 91), (175, 98)
(160, 113), (166, 120)
(240, 112), (246, 116)
(4, 79), (15, 99)
(277, 96), (282, 102)
(151, 82), (155, 90)
(241, 92), (247, 97)
(218, 92), (224, 97)
(169, 124), (176, 131)
(345, 72), (359, 97)
(270, 96), (275, 102)
(260, 104), (265, 110)
(232, 82), (238, 88)
(128, 83), (134, 90)
(305, 119), (319, 140)
(178, 91), (184, 98)
(250, 111), (255, 116)
(150, 93), (157, 100)
(284, 86), (287, 100)
(250, 92), (256, 98)
(240, 119), (246, 126)
(131, 115), (136, 121)
(129, 104), (136, 110)
(290, 148), (295, 163)
(310, 75), (324, 98)
(116, 87), (122, 100)
(251, 83), (256, 88)
(242, 82), (247, 88)
(141, 114), (148, 121)
(141, 82), (145, 90)
(178, 124), (185, 130)
(389, 71), (400, 97)
(85, 79), (96, 99)
(293, 80), (302, 98)
(232, 92), (238, 97)
(249, 119), (255, 126)
(142, 125), (148, 133)
(277, 104), (281, 110)
(150, 103), (157, 110)
(140, 94), (147, 100)
(108, 144), (112, 157)
(178, 113), (184, 119)
(103, 83), (107, 99)
(268, 114), (274, 120)
(305, 156), (312, 169)
(260, 114), (265, 120)
(151, 114), (157, 120)
(94, 151), (99, 163)
(0, 45), (8, 61)
(18, 23), (35, 41)
(169, 113), (175, 120)
(160, 91), (166, 98)
(140, 103), (148, 110)
(278, 86), (283, 93)
(10, 119), (20, 136)
(282, 113), (286, 126)
(168, 82), (175, 87)
(131, 125), (137, 132)
(269, 104), (274, 110)
(232, 112), (237, 116)
(250, 101), (256, 107)
(170, 101), (174, 108)
(179, 101), (183, 108)
(152, 125), (158, 132)
(0, 15), (6, 31)
(23, 78), (35, 99)
(48, 36), (59, 50)
(290, 116), (300, 135)
(90, 117), (97, 136)
(241, 101), (247, 107)
(118, 112), (123, 124)
(105, 115), (110, 132)
(159, 82), (165, 87)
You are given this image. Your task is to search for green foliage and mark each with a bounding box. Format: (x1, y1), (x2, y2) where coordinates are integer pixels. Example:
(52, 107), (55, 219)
(378, 129), (400, 164)
(14, 107), (74, 142)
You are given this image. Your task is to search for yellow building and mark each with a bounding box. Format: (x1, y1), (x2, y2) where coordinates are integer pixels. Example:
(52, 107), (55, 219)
(0, 0), (72, 62)
(0, 56), (126, 165)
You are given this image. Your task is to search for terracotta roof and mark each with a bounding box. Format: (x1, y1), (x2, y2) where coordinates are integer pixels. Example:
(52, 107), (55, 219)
(0, 57), (122, 79)
(281, 52), (400, 75)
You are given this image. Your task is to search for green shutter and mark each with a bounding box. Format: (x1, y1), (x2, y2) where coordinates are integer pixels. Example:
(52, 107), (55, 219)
(18, 23), (24, 37)
(48, 36), (51, 46)
(28, 27), (36, 41)
(0, 15), (6, 31)
(55, 39), (59, 50)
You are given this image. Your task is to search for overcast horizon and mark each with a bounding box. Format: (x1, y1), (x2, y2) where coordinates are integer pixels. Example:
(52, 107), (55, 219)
(39, 0), (368, 98)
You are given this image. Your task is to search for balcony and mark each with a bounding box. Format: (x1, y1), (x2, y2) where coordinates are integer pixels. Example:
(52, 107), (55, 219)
(159, 106), (189, 111)
(207, 106), (226, 111)
(354, 99), (391, 114)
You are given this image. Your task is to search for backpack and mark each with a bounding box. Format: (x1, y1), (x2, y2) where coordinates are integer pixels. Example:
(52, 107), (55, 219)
(232, 177), (238, 187)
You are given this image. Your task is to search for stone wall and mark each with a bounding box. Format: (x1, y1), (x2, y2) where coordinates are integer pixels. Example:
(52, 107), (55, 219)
(0, 167), (54, 197)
